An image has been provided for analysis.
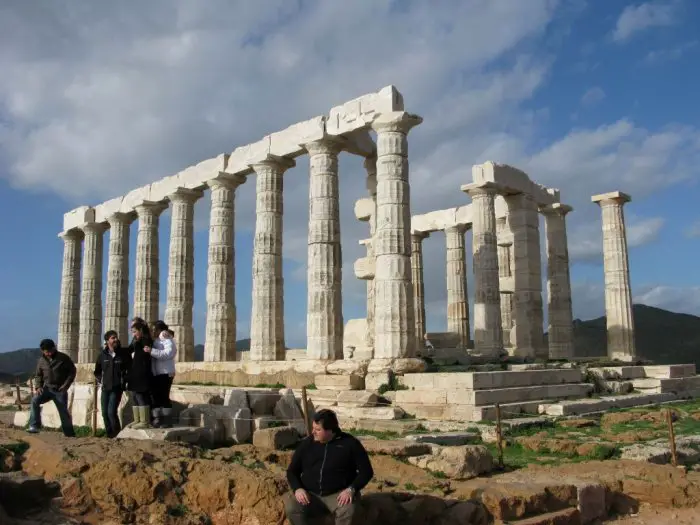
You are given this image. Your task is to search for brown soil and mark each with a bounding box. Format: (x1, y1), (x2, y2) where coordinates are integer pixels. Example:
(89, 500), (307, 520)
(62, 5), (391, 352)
(1, 425), (700, 524)
(604, 504), (700, 524)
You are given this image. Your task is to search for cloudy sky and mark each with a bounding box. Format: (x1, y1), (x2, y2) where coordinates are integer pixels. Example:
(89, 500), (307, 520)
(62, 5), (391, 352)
(1, 0), (699, 352)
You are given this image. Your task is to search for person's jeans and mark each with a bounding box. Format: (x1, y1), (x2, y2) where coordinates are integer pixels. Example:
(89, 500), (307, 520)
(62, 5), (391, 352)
(29, 388), (75, 437)
(101, 389), (123, 438)
(283, 491), (356, 525)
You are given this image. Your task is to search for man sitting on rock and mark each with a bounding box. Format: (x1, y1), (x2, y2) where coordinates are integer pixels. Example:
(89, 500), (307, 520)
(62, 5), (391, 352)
(27, 338), (76, 437)
(284, 409), (374, 525)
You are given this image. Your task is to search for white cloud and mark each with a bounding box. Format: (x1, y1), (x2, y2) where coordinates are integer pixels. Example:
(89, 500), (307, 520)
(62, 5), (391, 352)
(580, 86), (605, 106)
(634, 285), (700, 315)
(612, 0), (680, 43)
(645, 40), (698, 64)
(685, 220), (700, 238)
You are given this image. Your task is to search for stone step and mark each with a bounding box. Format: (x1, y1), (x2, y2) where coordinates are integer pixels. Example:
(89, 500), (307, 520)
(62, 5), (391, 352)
(587, 366), (646, 381)
(330, 405), (406, 420)
(358, 437), (432, 457)
(341, 418), (475, 435)
(643, 364), (696, 379)
(395, 383), (593, 407)
(313, 374), (364, 391)
(404, 431), (481, 446)
(631, 376), (700, 393)
(399, 400), (547, 421)
(538, 392), (682, 416)
(399, 369), (583, 391)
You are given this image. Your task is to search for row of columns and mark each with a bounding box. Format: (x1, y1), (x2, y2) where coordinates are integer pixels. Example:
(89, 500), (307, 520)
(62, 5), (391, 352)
(408, 184), (575, 359)
(58, 111), (422, 365)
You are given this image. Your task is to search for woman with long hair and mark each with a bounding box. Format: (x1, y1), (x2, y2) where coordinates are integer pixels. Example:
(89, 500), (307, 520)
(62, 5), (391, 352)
(145, 320), (177, 428)
(128, 320), (154, 428)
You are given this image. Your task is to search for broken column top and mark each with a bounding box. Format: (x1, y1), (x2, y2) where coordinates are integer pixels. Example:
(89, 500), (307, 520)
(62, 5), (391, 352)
(591, 191), (631, 204)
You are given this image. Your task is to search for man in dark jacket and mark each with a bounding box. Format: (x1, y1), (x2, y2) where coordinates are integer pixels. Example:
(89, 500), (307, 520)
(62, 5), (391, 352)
(28, 338), (77, 437)
(94, 330), (131, 438)
(285, 409), (374, 525)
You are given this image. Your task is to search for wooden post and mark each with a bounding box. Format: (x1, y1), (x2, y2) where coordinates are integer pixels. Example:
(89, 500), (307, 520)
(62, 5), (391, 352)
(495, 403), (504, 468)
(92, 379), (98, 437)
(14, 378), (22, 410)
(301, 386), (312, 437)
(666, 408), (677, 467)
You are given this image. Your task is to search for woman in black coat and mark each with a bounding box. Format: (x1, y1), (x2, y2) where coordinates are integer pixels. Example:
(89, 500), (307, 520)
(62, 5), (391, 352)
(128, 319), (154, 428)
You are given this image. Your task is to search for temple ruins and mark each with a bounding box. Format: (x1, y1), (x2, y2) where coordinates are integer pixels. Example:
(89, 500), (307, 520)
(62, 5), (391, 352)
(35, 84), (698, 436)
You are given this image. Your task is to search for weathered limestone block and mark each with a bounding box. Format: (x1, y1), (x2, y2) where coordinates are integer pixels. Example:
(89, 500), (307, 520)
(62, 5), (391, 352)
(367, 358), (427, 375)
(336, 391), (379, 408)
(408, 445), (493, 480)
(314, 374), (364, 391)
(178, 404), (251, 445)
(247, 388), (282, 415)
(405, 431), (481, 446)
(360, 439), (431, 457)
(169, 387), (224, 406)
(223, 389), (249, 411)
(253, 426), (300, 450)
(274, 389), (307, 435)
(325, 359), (370, 376)
(231, 408), (252, 444)
(117, 426), (209, 446)
(365, 372), (392, 392)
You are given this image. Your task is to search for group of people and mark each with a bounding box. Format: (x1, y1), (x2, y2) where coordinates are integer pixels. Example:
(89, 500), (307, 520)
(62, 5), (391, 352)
(94, 317), (178, 437)
(27, 317), (177, 438)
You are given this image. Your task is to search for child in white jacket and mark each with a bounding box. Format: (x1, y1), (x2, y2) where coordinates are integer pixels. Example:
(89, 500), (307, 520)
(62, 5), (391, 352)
(146, 320), (177, 428)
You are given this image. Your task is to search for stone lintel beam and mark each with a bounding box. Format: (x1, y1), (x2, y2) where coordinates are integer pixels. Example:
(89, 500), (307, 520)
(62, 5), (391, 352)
(541, 202), (574, 215)
(472, 161), (559, 206)
(592, 191), (631, 205)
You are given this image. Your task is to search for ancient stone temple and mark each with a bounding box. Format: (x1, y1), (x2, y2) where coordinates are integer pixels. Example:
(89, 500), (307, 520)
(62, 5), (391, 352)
(57, 84), (635, 371)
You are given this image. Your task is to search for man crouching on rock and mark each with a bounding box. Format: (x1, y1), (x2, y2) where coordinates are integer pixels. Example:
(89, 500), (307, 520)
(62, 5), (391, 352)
(285, 409), (374, 525)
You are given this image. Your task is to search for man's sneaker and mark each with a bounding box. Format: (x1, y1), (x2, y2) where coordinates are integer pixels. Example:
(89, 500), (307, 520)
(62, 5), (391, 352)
(27, 427), (40, 434)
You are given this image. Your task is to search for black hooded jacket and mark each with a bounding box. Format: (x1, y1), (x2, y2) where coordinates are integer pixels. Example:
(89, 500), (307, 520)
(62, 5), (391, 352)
(94, 345), (131, 392)
(286, 432), (374, 497)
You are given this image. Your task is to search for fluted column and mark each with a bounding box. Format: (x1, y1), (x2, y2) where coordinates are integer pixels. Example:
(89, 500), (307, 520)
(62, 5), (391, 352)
(371, 111), (422, 359)
(78, 222), (107, 364)
(57, 229), (84, 361)
(364, 156), (377, 352)
(505, 193), (545, 359)
(496, 216), (514, 349)
(250, 155), (295, 361)
(204, 174), (246, 362)
(164, 188), (203, 363)
(411, 232), (428, 350)
(104, 212), (135, 340)
(304, 139), (343, 360)
(462, 183), (503, 356)
(592, 191), (636, 361)
(445, 225), (470, 349)
(542, 203), (574, 360)
(133, 201), (167, 325)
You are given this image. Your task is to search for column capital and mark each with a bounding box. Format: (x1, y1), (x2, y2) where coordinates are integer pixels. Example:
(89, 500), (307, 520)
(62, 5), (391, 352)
(167, 187), (204, 204)
(540, 203), (573, 217)
(134, 200), (168, 217)
(58, 228), (84, 241)
(445, 223), (470, 235)
(79, 221), (108, 234)
(371, 111), (423, 134)
(461, 181), (503, 198)
(592, 191), (631, 206)
(106, 211), (137, 226)
(411, 231), (430, 241)
(302, 136), (344, 156)
(207, 172), (247, 191)
(249, 154), (295, 172)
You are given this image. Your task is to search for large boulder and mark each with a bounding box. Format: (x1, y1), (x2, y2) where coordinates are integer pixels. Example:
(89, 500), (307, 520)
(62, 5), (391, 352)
(179, 404), (253, 445)
(253, 427), (300, 450)
(408, 445), (493, 480)
(274, 389), (308, 436)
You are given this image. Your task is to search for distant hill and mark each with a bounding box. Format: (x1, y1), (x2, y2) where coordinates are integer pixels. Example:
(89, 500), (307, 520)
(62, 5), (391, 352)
(2, 306), (699, 380)
(569, 304), (700, 368)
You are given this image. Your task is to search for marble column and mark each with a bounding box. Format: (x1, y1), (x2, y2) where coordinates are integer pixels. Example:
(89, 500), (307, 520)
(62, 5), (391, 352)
(204, 174), (246, 362)
(305, 139), (343, 360)
(411, 232), (428, 350)
(364, 156), (378, 352)
(462, 183), (503, 356)
(57, 229), (84, 361)
(164, 188), (203, 363)
(104, 212), (135, 340)
(542, 203), (574, 360)
(78, 222), (107, 364)
(445, 225), (470, 349)
(592, 191), (636, 361)
(504, 193), (545, 359)
(250, 155), (295, 361)
(371, 111), (422, 359)
(496, 216), (514, 349)
(133, 201), (167, 325)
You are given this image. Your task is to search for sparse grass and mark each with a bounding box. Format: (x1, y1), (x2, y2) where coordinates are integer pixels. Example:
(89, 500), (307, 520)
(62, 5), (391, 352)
(304, 384), (317, 390)
(167, 503), (189, 517)
(377, 375), (409, 395)
(348, 428), (401, 440)
(254, 383), (286, 389)
(0, 405), (19, 411)
(404, 482), (417, 490)
(2, 440), (29, 456)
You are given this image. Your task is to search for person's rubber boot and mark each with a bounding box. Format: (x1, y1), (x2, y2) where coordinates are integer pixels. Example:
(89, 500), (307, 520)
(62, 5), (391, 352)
(160, 408), (173, 428)
(152, 408), (162, 428)
(127, 405), (141, 429)
(132, 406), (149, 429)
(138, 406), (152, 429)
